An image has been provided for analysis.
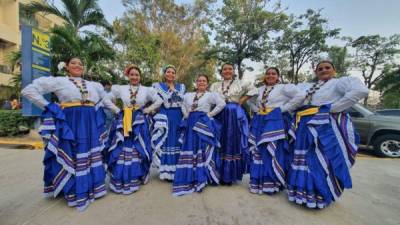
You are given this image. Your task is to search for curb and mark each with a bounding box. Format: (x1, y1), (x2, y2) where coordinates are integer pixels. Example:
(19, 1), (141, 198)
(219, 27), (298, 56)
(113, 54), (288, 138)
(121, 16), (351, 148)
(0, 140), (43, 150)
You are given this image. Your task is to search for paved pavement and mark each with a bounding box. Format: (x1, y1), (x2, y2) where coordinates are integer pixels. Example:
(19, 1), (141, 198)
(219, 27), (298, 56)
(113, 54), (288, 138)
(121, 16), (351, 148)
(0, 148), (399, 225)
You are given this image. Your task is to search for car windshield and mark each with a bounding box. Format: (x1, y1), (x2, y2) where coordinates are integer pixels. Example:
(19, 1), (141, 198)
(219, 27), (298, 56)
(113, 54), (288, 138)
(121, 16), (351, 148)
(353, 103), (374, 116)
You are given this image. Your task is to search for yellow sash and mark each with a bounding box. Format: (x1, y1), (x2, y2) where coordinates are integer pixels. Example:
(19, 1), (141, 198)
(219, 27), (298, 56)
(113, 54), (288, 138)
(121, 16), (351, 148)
(60, 101), (94, 109)
(295, 107), (319, 128)
(123, 105), (140, 137)
(258, 107), (274, 115)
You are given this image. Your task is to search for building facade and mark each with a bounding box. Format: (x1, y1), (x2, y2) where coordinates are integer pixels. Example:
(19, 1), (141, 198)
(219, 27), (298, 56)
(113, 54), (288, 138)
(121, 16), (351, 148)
(0, 0), (63, 100)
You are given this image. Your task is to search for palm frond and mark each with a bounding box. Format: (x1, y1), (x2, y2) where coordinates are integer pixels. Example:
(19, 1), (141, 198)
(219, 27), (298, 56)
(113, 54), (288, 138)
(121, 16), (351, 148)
(21, 2), (70, 25)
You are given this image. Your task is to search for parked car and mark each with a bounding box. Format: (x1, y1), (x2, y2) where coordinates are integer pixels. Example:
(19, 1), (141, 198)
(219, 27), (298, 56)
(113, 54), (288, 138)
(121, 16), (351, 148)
(375, 109), (400, 117)
(348, 104), (400, 158)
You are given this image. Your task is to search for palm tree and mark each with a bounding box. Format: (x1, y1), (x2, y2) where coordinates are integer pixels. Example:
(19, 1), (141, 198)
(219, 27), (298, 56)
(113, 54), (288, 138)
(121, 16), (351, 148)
(6, 50), (22, 98)
(21, 0), (113, 33)
(50, 24), (116, 80)
(21, 0), (116, 81)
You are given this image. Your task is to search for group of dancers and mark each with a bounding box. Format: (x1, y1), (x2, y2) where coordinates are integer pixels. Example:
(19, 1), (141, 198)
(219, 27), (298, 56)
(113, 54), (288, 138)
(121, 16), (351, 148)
(21, 57), (369, 211)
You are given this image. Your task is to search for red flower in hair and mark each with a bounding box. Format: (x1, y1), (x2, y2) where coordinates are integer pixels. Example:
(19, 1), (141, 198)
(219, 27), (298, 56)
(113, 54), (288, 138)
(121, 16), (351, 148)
(124, 65), (134, 76)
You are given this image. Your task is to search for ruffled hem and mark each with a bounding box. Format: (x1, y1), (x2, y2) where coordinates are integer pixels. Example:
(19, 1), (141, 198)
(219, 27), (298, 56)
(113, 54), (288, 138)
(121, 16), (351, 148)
(65, 183), (107, 211)
(249, 181), (283, 194)
(173, 182), (207, 196)
(109, 178), (144, 195)
(287, 186), (328, 209)
(151, 113), (169, 168)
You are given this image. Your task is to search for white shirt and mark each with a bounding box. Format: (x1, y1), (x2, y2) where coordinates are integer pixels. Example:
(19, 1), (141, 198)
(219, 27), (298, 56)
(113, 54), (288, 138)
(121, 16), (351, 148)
(104, 85), (163, 113)
(210, 79), (258, 103)
(297, 76), (369, 112)
(256, 84), (306, 113)
(181, 91), (226, 118)
(152, 82), (185, 108)
(21, 76), (115, 110)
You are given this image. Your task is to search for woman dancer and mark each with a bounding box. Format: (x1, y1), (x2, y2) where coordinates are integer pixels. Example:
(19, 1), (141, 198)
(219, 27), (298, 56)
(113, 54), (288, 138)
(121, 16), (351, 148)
(173, 74), (225, 196)
(104, 65), (162, 194)
(287, 60), (369, 208)
(248, 67), (305, 194)
(22, 57), (115, 211)
(210, 63), (257, 184)
(152, 65), (186, 181)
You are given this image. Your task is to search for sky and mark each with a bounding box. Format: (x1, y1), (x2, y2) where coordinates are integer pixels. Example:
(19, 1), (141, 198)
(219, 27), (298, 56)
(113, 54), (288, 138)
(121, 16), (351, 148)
(91, 0), (400, 80)
(98, 0), (400, 38)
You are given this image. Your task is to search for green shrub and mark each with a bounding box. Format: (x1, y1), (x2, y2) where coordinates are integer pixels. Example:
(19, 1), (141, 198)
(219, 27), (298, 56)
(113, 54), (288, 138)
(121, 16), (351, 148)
(0, 110), (35, 136)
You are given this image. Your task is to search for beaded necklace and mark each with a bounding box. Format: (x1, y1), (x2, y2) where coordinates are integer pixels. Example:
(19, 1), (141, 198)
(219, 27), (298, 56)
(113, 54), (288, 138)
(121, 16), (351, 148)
(261, 85), (275, 109)
(129, 84), (139, 106)
(69, 77), (89, 103)
(221, 79), (234, 102)
(305, 80), (327, 105)
(191, 91), (206, 111)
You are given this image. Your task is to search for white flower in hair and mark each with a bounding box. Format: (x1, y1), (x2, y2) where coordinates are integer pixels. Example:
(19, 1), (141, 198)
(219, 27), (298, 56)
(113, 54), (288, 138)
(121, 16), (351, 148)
(57, 62), (66, 71)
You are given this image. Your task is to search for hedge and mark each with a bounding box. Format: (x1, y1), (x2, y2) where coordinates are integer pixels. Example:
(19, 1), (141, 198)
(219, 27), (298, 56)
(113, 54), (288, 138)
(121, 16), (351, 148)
(0, 110), (35, 136)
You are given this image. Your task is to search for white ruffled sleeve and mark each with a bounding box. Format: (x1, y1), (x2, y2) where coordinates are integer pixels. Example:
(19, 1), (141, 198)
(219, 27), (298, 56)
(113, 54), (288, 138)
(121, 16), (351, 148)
(144, 87), (163, 113)
(281, 84), (306, 112)
(208, 92), (226, 117)
(242, 81), (258, 96)
(331, 76), (369, 112)
(103, 85), (121, 113)
(21, 76), (58, 109)
(181, 93), (190, 119)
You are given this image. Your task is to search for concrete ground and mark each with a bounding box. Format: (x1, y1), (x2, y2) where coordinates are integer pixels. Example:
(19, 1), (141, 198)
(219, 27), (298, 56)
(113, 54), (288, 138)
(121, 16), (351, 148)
(0, 148), (399, 225)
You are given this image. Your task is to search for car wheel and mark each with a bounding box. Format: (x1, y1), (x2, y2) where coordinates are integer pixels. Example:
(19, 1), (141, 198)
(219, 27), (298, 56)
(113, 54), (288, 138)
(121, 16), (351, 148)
(373, 134), (400, 158)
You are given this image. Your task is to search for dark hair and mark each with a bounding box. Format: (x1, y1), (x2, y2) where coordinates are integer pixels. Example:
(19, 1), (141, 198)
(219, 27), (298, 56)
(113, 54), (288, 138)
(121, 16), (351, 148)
(219, 63), (235, 75)
(196, 74), (209, 83)
(163, 64), (176, 74)
(101, 80), (112, 86)
(124, 64), (142, 76)
(263, 67), (280, 85)
(65, 57), (83, 65)
(265, 67), (280, 76)
(315, 60), (336, 71)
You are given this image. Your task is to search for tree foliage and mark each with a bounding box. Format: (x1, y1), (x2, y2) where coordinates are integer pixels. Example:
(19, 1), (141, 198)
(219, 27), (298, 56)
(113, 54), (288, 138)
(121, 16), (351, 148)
(272, 9), (339, 83)
(349, 34), (400, 104)
(375, 65), (400, 108)
(21, 0), (116, 82)
(21, 0), (112, 33)
(114, 0), (216, 89)
(209, 0), (286, 79)
(350, 34), (400, 89)
(327, 45), (351, 77)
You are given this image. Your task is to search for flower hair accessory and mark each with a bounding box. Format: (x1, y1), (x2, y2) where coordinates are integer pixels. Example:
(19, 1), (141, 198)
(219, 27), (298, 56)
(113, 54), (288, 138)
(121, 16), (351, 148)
(163, 64), (176, 74)
(124, 64), (141, 76)
(57, 62), (66, 72)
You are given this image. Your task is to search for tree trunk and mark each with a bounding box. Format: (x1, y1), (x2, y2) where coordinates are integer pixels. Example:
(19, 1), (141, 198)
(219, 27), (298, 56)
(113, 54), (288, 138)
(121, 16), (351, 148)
(237, 59), (243, 80)
(363, 96), (369, 105)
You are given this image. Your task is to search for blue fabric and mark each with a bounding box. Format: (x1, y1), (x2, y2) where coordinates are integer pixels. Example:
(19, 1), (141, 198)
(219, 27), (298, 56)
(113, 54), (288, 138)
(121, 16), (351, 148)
(172, 112), (221, 196)
(159, 82), (183, 92)
(287, 105), (356, 209)
(40, 103), (106, 211)
(105, 109), (152, 194)
(95, 107), (108, 150)
(248, 108), (290, 194)
(214, 102), (249, 184)
(157, 106), (183, 180)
